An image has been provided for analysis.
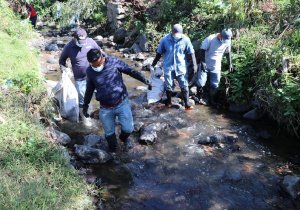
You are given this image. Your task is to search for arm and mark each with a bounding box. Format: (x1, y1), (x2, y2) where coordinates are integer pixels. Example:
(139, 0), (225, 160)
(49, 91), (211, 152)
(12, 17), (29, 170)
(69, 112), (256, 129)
(151, 53), (162, 67)
(82, 76), (95, 116)
(187, 53), (197, 73)
(59, 46), (69, 71)
(225, 46), (233, 72)
(199, 36), (211, 72)
(151, 37), (165, 67)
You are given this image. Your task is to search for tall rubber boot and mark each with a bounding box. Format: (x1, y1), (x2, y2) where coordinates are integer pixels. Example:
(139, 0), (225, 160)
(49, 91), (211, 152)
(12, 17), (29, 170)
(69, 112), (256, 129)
(119, 131), (133, 151)
(196, 86), (207, 105)
(79, 108), (92, 126)
(165, 90), (173, 108)
(209, 88), (218, 106)
(182, 88), (193, 110)
(106, 134), (118, 153)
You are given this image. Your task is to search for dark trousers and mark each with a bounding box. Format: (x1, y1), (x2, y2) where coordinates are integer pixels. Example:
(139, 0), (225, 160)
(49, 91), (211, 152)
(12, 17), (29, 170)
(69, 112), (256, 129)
(30, 16), (37, 28)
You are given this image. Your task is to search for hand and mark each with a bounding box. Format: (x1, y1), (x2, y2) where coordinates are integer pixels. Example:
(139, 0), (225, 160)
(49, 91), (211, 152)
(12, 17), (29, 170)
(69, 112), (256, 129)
(200, 62), (206, 72)
(229, 64), (234, 73)
(150, 66), (155, 72)
(146, 80), (152, 90)
(193, 64), (198, 74)
(82, 107), (89, 118)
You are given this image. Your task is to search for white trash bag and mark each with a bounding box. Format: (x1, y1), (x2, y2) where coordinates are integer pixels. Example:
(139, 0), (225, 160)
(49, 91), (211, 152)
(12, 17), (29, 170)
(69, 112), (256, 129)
(147, 67), (165, 104)
(52, 71), (79, 122)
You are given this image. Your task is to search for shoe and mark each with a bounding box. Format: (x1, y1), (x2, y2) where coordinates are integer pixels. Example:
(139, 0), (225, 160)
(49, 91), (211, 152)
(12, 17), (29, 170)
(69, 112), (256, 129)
(106, 134), (118, 153)
(165, 90), (173, 108)
(124, 138), (134, 151)
(185, 106), (194, 110)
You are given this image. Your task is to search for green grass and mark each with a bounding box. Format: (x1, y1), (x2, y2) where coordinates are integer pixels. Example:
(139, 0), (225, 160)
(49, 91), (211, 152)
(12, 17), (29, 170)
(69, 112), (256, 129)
(0, 0), (94, 209)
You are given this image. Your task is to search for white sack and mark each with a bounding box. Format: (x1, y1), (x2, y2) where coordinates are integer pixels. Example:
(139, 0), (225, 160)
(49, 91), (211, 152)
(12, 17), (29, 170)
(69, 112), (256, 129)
(147, 67), (165, 104)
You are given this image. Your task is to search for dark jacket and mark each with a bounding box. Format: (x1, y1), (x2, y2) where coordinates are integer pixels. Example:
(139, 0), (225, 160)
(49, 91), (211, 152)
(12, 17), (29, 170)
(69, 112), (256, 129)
(83, 56), (149, 108)
(59, 38), (100, 80)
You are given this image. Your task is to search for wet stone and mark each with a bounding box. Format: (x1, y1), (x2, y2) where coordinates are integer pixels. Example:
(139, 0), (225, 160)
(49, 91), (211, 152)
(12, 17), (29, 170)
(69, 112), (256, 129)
(281, 175), (300, 200)
(83, 134), (103, 147)
(134, 121), (144, 132)
(139, 122), (172, 144)
(198, 133), (225, 145)
(45, 43), (59, 51)
(47, 57), (57, 64)
(74, 144), (112, 164)
(49, 128), (71, 145)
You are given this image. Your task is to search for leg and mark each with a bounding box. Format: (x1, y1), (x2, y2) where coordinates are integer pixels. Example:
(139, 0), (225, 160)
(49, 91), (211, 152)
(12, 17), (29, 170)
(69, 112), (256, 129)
(99, 108), (117, 152)
(116, 99), (134, 150)
(74, 79), (86, 108)
(177, 74), (193, 110)
(208, 71), (221, 106)
(164, 71), (175, 107)
(195, 68), (208, 105)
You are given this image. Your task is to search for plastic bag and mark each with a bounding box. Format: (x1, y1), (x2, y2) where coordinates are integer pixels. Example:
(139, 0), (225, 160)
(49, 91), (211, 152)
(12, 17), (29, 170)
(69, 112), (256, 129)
(52, 71), (79, 122)
(147, 67), (165, 104)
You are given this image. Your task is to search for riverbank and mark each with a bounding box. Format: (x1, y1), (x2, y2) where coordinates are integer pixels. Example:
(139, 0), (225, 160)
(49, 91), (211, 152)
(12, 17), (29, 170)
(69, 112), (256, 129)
(0, 1), (94, 209)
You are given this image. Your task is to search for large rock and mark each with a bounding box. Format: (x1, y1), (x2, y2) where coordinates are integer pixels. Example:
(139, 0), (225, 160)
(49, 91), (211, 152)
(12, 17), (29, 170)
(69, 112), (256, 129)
(83, 134), (103, 147)
(243, 108), (264, 120)
(74, 145), (111, 164)
(130, 43), (142, 54)
(281, 175), (300, 200)
(113, 28), (127, 44)
(107, 1), (126, 30)
(45, 43), (59, 51)
(49, 128), (71, 145)
(136, 34), (148, 52)
(229, 103), (252, 113)
(139, 122), (177, 144)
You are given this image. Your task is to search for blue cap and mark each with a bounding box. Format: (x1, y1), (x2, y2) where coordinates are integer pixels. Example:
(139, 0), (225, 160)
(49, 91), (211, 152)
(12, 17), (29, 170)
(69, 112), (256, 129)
(221, 29), (232, 44)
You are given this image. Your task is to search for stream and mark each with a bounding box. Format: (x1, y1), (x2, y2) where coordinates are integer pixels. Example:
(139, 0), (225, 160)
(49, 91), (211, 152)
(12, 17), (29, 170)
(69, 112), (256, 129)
(39, 28), (300, 210)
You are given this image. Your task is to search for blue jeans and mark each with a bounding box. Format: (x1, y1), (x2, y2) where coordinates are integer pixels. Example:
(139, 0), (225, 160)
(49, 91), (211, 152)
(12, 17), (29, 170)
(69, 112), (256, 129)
(75, 79), (86, 107)
(196, 67), (221, 89)
(164, 70), (188, 91)
(99, 98), (134, 137)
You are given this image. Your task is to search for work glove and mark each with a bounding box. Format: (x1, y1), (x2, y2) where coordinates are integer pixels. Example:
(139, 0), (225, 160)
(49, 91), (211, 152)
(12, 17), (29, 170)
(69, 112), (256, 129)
(82, 106), (90, 118)
(146, 80), (152, 90)
(229, 64), (234, 73)
(200, 62), (206, 72)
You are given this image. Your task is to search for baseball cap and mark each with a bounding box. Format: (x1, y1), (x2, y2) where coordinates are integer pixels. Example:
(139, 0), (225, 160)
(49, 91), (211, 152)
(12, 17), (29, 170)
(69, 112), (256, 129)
(172, 24), (183, 34)
(73, 28), (87, 44)
(87, 49), (102, 63)
(221, 29), (232, 44)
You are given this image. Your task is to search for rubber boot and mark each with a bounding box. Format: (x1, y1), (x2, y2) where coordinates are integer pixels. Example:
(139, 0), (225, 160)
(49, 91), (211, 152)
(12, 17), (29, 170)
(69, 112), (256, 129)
(209, 88), (218, 106)
(197, 86), (207, 105)
(106, 134), (118, 153)
(119, 131), (133, 151)
(165, 90), (172, 108)
(182, 88), (193, 110)
(79, 108), (92, 126)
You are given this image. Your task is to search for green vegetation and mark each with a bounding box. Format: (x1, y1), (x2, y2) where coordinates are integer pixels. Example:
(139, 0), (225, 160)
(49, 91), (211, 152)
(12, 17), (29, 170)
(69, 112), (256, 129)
(0, 0), (94, 209)
(122, 0), (300, 136)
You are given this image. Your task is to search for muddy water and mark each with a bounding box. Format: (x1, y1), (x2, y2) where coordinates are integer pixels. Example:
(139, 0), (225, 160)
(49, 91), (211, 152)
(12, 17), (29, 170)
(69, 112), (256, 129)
(42, 32), (300, 210)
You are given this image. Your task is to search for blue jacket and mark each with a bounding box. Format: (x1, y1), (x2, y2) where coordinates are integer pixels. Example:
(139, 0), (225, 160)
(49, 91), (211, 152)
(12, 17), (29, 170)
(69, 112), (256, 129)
(157, 33), (195, 76)
(83, 56), (149, 108)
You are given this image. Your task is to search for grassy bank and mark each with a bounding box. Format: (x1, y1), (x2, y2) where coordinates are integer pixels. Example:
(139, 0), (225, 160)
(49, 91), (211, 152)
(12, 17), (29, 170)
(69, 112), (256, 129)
(0, 0), (94, 209)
